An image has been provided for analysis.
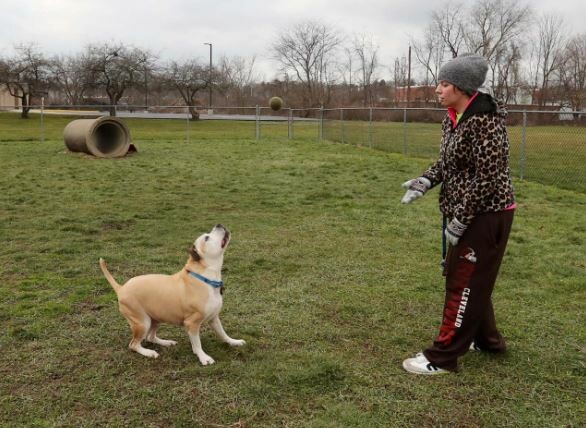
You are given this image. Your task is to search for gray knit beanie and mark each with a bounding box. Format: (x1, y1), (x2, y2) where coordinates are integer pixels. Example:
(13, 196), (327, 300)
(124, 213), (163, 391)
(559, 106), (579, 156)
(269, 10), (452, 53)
(438, 53), (488, 92)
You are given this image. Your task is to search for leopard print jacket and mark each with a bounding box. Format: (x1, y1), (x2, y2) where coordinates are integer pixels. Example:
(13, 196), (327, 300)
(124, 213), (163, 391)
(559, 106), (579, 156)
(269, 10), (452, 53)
(422, 92), (515, 225)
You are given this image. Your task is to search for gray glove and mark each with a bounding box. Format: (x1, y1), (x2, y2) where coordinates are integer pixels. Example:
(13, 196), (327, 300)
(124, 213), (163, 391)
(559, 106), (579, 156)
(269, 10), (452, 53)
(401, 177), (431, 204)
(445, 218), (467, 246)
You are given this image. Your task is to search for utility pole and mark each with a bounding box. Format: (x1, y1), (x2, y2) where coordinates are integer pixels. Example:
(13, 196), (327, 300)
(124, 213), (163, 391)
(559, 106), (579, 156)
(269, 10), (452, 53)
(143, 62), (149, 111)
(407, 45), (411, 108)
(204, 42), (213, 110)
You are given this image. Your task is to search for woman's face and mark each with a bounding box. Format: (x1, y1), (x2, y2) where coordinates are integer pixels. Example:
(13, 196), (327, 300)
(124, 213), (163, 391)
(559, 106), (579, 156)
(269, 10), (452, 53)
(435, 81), (467, 108)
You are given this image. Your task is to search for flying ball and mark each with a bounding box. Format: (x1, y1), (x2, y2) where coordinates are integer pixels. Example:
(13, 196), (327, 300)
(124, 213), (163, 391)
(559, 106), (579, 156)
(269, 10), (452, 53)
(269, 96), (283, 111)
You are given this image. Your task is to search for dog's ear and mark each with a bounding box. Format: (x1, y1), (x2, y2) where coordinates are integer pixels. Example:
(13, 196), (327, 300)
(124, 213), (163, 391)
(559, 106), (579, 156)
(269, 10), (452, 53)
(189, 244), (201, 261)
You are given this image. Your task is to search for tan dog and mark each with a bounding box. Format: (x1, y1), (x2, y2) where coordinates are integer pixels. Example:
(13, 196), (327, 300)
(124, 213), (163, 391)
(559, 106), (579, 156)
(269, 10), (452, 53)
(99, 224), (245, 365)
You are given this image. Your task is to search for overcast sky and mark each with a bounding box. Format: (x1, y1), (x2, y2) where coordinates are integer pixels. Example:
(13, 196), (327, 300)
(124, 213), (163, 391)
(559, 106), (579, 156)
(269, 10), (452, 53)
(1, 0), (585, 80)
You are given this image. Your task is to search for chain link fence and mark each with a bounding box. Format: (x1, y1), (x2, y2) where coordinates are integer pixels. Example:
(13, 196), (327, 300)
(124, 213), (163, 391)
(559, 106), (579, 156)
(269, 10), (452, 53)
(319, 107), (586, 193)
(1, 104), (584, 193)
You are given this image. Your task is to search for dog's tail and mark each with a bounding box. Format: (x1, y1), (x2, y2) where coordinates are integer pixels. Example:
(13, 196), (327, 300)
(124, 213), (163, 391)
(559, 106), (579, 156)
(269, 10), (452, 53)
(99, 258), (122, 293)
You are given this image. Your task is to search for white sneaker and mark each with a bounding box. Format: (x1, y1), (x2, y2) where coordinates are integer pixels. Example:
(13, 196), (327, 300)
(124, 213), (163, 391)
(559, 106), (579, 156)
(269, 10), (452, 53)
(403, 354), (448, 375)
(413, 352), (427, 361)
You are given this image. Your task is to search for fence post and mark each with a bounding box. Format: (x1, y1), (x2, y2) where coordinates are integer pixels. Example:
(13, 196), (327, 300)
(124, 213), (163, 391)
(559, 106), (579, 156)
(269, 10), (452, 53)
(402, 108), (408, 155)
(368, 107), (373, 148)
(185, 107), (190, 144)
(520, 110), (527, 180)
(319, 107), (324, 142)
(40, 96), (45, 143)
(255, 105), (260, 140)
(288, 108), (293, 140)
(340, 109), (345, 144)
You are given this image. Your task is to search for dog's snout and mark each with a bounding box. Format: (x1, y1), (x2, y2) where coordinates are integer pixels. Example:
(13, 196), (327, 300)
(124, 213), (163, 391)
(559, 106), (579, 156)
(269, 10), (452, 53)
(215, 224), (229, 234)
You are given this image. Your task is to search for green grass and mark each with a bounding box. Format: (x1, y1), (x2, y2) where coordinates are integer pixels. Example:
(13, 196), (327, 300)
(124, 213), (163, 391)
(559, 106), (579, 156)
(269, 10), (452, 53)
(0, 111), (321, 143)
(0, 117), (585, 426)
(2, 110), (584, 192)
(323, 119), (586, 193)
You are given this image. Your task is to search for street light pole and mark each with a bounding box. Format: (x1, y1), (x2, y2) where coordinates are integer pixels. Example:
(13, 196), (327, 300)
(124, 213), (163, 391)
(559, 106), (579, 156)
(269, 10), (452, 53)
(204, 42), (213, 109)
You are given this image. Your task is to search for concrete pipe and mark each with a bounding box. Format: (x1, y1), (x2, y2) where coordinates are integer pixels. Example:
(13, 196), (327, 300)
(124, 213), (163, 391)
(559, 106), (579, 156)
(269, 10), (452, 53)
(64, 116), (132, 158)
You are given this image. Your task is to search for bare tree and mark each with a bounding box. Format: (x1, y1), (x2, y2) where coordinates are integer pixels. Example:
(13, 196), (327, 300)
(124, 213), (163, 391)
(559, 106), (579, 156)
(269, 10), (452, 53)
(338, 46), (357, 105)
(391, 55), (417, 106)
(464, 0), (532, 93)
(493, 42), (523, 103)
(353, 33), (379, 106)
(272, 20), (341, 108)
(465, 0), (531, 59)
(431, 1), (465, 58)
(410, 24), (446, 88)
(410, 1), (463, 98)
(49, 53), (93, 105)
(559, 34), (586, 112)
(218, 55), (258, 106)
(529, 14), (566, 107)
(393, 55), (416, 88)
(83, 42), (154, 116)
(161, 60), (210, 120)
(0, 43), (50, 118)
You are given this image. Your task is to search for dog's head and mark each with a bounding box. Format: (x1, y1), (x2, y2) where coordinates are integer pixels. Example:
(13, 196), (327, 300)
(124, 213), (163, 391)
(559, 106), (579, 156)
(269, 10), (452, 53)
(189, 224), (231, 264)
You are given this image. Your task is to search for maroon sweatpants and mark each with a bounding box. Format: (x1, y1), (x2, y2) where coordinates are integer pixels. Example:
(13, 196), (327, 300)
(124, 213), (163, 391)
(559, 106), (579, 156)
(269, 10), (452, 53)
(423, 209), (514, 372)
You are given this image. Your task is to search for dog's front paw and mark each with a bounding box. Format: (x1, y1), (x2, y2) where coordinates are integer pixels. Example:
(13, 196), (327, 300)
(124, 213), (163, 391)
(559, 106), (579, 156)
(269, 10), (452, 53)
(198, 354), (215, 365)
(228, 339), (246, 347)
(138, 348), (160, 359)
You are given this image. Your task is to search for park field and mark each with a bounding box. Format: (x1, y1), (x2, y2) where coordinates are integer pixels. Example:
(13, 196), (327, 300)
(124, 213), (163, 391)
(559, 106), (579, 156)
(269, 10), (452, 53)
(0, 116), (585, 426)
(2, 110), (584, 193)
(322, 118), (586, 193)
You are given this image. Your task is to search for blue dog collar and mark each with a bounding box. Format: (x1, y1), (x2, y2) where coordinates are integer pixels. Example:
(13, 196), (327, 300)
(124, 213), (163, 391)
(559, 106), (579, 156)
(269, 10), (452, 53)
(188, 271), (224, 288)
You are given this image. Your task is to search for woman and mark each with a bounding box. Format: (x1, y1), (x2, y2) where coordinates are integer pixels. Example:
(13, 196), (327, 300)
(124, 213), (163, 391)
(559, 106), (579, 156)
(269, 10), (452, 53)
(400, 54), (516, 374)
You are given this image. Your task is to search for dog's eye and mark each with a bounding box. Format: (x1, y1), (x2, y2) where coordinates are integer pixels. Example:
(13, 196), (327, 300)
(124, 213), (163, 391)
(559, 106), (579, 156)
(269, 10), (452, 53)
(204, 235), (210, 241)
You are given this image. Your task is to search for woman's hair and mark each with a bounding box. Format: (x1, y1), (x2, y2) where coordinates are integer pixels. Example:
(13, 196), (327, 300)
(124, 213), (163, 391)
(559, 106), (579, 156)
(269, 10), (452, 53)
(454, 85), (476, 98)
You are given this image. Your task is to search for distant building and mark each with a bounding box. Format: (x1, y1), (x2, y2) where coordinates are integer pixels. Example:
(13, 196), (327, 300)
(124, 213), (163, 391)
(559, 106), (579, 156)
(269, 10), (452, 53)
(394, 85), (437, 106)
(0, 87), (20, 109)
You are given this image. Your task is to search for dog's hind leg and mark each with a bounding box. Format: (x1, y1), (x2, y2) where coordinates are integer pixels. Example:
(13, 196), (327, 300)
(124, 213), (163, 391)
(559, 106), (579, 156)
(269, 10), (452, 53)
(120, 303), (159, 358)
(209, 316), (246, 347)
(147, 320), (177, 347)
(184, 314), (214, 365)
(129, 316), (159, 358)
